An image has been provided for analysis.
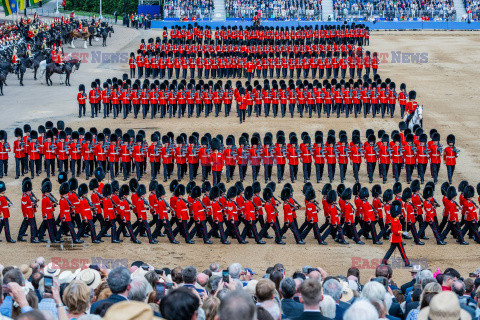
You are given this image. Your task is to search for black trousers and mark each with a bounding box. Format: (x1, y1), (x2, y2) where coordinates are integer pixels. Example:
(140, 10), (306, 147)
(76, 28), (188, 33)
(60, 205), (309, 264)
(327, 163), (336, 182)
(259, 221), (282, 242)
(418, 220), (442, 243)
(15, 157), (27, 178)
(382, 242), (410, 266)
(78, 219), (97, 242)
(0, 218), (14, 241)
(97, 219), (118, 242)
(289, 165), (298, 182)
(446, 165), (455, 184)
(208, 221), (227, 243)
(190, 220), (210, 242)
(17, 217), (29, 240)
(314, 163), (324, 182)
(301, 222), (323, 244)
(225, 220), (244, 243)
(430, 163), (440, 183)
(277, 164), (285, 182)
(441, 221), (465, 242)
(302, 163), (312, 181)
(241, 220), (262, 243)
(56, 221), (78, 241)
(37, 218), (57, 242)
(280, 222), (302, 243)
(133, 220), (154, 243)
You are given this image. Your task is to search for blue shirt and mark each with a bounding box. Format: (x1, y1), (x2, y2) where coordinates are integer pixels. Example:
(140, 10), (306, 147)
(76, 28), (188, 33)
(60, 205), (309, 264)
(0, 296), (33, 318)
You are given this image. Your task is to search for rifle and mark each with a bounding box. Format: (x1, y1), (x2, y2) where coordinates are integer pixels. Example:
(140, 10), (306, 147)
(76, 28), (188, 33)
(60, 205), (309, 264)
(4, 196), (13, 207)
(86, 197), (97, 214)
(46, 194), (58, 207)
(142, 197), (152, 210)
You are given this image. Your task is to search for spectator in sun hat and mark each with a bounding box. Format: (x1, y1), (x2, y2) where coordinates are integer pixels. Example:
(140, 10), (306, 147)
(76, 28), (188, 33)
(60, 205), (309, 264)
(76, 268), (102, 291)
(417, 291), (471, 320)
(44, 263), (61, 277)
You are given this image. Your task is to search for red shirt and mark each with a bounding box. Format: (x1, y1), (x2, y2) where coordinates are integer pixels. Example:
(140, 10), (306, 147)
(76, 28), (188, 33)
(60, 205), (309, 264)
(175, 198), (189, 221)
(41, 195), (54, 219)
(443, 146), (457, 165)
(59, 197), (71, 222)
(391, 218), (403, 243)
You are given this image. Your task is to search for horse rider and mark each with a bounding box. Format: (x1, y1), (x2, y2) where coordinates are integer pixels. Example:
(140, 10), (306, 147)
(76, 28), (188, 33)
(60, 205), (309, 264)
(55, 48), (64, 69)
(26, 44), (33, 58)
(12, 48), (19, 74)
(77, 21), (83, 34)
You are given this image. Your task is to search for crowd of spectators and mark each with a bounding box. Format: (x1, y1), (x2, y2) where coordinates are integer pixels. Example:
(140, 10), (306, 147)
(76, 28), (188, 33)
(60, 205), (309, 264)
(333, 0), (456, 21)
(465, 0), (480, 20)
(224, 0), (323, 20)
(1, 256), (480, 320)
(163, 0), (214, 19)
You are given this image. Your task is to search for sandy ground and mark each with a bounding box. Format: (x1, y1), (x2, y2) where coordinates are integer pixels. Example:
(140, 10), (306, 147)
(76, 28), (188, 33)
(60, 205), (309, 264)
(1, 27), (480, 283)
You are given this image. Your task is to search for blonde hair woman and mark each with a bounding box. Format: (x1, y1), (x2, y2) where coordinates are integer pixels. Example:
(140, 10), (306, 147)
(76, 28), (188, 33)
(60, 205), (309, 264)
(63, 280), (91, 319)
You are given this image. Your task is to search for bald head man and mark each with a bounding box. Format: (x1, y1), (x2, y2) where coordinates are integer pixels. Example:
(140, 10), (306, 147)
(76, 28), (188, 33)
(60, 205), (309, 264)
(308, 271), (321, 282)
(197, 273), (209, 287)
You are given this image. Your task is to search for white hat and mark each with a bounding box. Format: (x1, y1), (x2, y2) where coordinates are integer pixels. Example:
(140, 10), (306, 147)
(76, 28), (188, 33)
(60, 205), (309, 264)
(77, 268), (102, 290)
(418, 291), (471, 320)
(58, 271), (75, 285)
(45, 263), (61, 277)
(339, 280), (354, 303)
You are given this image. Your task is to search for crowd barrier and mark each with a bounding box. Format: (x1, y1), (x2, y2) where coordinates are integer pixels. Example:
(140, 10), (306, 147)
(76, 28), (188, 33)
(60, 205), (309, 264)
(151, 20), (480, 30)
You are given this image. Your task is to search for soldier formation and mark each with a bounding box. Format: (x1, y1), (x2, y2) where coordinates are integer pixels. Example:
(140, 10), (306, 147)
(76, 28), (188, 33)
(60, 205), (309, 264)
(1, 169), (479, 257)
(78, 75), (417, 121)
(0, 121), (460, 187)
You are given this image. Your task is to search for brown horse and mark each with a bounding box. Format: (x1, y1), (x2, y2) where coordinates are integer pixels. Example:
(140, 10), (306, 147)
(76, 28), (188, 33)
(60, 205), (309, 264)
(69, 29), (90, 49)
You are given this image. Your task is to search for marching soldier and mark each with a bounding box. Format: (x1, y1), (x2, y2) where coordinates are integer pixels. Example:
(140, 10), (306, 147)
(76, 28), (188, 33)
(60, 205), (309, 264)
(116, 184), (141, 244)
(133, 184), (157, 244)
(321, 189), (347, 244)
(341, 188), (364, 244)
(38, 180), (58, 243)
(287, 136), (300, 183)
(300, 187), (326, 245)
(279, 187), (304, 244)
(258, 187), (284, 245)
(208, 185), (229, 244)
(77, 183), (100, 243)
(440, 186), (468, 245)
(460, 185), (480, 243)
(300, 136), (313, 183)
(13, 128), (26, 179)
(210, 138), (224, 185)
(418, 186), (445, 245)
(443, 134), (459, 184)
(242, 186), (265, 244)
(357, 187), (381, 245)
(429, 132), (442, 184)
(96, 184), (120, 243)
(56, 182), (83, 244)
(403, 187), (424, 245)
(0, 181), (15, 242)
(382, 200), (411, 266)
(189, 185), (210, 243)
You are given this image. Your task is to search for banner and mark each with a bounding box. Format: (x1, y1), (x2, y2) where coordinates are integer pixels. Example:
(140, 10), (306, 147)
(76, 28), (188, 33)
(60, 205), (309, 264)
(2, 0), (18, 15)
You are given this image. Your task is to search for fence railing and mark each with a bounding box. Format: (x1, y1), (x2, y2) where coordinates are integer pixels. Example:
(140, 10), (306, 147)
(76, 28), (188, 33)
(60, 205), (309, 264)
(225, 8), (322, 20)
(332, 8), (457, 21)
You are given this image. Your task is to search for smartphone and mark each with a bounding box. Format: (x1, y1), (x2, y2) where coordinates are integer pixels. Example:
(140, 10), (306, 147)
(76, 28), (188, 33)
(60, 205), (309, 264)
(222, 270), (229, 283)
(2, 284), (10, 294)
(165, 282), (174, 290)
(469, 273), (477, 278)
(156, 282), (166, 299)
(44, 275), (53, 294)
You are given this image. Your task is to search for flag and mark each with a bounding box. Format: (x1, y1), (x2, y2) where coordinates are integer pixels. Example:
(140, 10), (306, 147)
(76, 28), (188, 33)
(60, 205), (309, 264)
(29, 0), (40, 5)
(2, 0), (18, 16)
